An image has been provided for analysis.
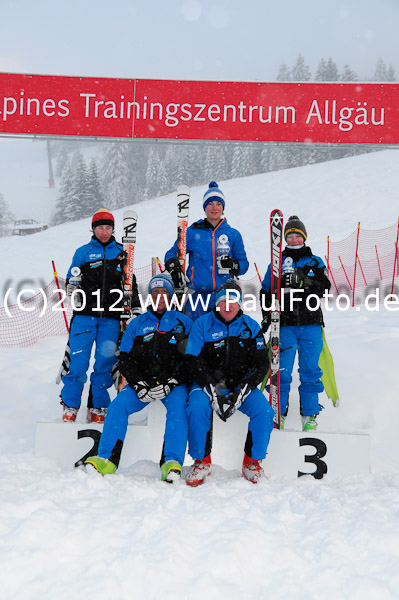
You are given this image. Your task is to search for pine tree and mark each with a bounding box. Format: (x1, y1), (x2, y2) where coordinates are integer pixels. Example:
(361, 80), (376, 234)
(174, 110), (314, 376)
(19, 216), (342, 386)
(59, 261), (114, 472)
(69, 152), (91, 219)
(87, 159), (104, 214)
(0, 192), (14, 236)
(373, 58), (388, 81)
(101, 143), (131, 209)
(315, 59), (328, 81)
(291, 54), (311, 81)
(387, 64), (396, 81)
(204, 144), (229, 181)
(276, 62), (291, 81)
(144, 147), (161, 200)
(325, 58), (340, 81)
(341, 64), (358, 82)
(51, 158), (74, 225)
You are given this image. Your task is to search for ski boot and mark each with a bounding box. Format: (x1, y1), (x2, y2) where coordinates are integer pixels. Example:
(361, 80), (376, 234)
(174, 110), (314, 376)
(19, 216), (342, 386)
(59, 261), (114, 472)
(87, 407), (107, 423)
(301, 415), (318, 431)
(242, 454), (264, 484)
(161, 460), (182, 484)
(186, 455), (212, 487)
(85, 456), (116, 475)
(61, 402), (78, 422)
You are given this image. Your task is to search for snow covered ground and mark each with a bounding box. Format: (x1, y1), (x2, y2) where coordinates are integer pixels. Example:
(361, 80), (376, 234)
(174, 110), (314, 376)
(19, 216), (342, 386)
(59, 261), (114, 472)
(0, 150), (399, 599)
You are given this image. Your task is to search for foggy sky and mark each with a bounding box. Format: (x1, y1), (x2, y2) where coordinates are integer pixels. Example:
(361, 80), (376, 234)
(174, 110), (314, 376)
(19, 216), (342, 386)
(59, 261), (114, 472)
(0, 0), (397, 82)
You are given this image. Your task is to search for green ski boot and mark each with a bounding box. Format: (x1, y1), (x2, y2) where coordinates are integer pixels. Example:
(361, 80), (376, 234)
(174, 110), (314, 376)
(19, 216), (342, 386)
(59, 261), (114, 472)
(301, 415), (318, 432)
(85, 456), (116, 476)
(161, 460), (182, 483)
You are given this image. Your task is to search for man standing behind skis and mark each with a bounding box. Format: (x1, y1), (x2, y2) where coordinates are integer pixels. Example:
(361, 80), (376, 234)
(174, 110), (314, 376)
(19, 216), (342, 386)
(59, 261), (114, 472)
(85, 273), (192, 483)
(59, 208), (140, 423)
(260, 216), (331, 431)
(184, 279), (274, 485)
(164, 181), (249, 320)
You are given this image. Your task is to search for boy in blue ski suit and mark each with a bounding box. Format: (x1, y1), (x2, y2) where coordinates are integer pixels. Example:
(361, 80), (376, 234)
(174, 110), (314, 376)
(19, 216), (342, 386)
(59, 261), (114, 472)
(184, 279), (274, 485)
(59, 208), (140, 423)
(85, 273), (193, 483)
(260, 215), (331, 431)
(164, 181), (249, 320)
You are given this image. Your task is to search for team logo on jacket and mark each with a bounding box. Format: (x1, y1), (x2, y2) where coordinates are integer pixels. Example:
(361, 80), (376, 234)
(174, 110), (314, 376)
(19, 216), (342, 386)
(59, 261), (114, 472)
(173, 325), (183, 334)
(257, 339), (266, 349)
(239, 330), (250, 339)
(89, 260), (103, 269)
(89, 253), (102, 260)
(212, 331), (224, 339)
(143, 333), (155, 342)
(214, 340), (225, 349)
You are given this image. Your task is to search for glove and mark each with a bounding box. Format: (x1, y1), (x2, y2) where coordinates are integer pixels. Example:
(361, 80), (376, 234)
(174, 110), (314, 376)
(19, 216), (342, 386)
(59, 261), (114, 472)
(133, 381), (151, 402)
(235, 383), (251, 406)
(217, 255), (240, 276)
(126, 306), (141, 325)
(148, 378), (179, 401)
(204, 384), (240, 422)
(261, 313), (271, 333)
(282, 270), (304, 289)
(165, 257), (186, 291)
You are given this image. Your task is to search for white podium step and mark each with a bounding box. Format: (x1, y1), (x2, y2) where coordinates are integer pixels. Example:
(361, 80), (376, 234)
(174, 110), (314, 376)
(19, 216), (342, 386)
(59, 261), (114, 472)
(35, 401), (370, 479)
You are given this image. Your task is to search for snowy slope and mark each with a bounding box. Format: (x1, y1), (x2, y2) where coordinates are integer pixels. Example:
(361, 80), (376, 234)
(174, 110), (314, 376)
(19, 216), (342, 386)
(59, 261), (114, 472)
(0, 151), (399, 600)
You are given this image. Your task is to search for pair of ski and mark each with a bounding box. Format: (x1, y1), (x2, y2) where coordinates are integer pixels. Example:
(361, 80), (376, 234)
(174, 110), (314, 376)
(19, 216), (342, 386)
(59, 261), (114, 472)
(122, 199), (284, 431)
(268, 209), (284, 429)
(116, 185), (190, 391)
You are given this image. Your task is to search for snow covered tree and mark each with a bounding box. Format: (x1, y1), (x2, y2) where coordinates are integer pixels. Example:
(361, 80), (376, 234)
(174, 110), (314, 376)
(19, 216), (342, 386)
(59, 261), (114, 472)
(276, 62), (291, 81)
(86, 159), (104, 213)
(68, 152), (91, 219)
(0, 192), (15, 236)
(341, 64), (358, 82)
(144, 147), (161, 200)
(373, 58), (388, 82)
(316, 58), (340, 81)
(291, 54), (311, 81)
(325, 58), (340, 81)
(101, 143), (131, 209)
(315, 59), (328, 81)
(51, 158), (74, 225)
(204, 144), (229, 181)
(387, 64), (396, 81)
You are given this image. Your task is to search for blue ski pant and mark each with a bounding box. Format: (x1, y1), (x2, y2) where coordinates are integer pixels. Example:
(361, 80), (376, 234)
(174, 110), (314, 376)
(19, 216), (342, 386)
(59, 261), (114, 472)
(98, 384), (189, 466)
(61, 315), (120, 409)
(186, 384), (275, 461)
(280, 325), (324, 416)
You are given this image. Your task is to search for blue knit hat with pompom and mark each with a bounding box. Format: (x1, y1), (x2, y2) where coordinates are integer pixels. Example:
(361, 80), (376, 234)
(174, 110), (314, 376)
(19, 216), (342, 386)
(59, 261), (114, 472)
(203, 181), (225, 211)
(148, 273), (174, 299)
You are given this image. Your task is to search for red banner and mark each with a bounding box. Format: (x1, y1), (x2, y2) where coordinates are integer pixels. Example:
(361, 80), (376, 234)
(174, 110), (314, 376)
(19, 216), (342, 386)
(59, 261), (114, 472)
(0, 72), (398, 144)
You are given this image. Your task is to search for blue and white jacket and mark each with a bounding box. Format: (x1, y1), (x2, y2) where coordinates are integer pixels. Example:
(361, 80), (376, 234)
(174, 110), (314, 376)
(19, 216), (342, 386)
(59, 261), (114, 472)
(67, 236), (129, 320)
(165, 218), (249, 294)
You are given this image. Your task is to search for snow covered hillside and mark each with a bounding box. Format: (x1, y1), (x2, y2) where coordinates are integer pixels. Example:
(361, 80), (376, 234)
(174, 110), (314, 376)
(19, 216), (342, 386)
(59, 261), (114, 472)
(0, 150), (399, 599)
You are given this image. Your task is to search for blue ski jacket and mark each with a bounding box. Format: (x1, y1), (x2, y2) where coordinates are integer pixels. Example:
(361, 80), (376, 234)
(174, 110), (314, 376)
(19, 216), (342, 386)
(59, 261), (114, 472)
(165, 218), (249, 294)
(66, 236), (131, 320)
(185, 309), (268, 390)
